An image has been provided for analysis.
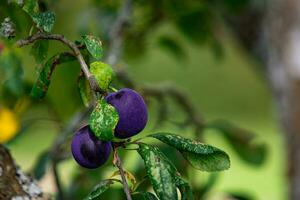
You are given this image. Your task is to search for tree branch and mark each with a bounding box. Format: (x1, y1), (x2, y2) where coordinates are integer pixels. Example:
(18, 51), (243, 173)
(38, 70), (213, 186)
(106, 0), (132, 66)
(16, 33), (102, 99)
(52, 162), (64, 200)
(113, 147), (132, 200)
(142, 85), (204, 132)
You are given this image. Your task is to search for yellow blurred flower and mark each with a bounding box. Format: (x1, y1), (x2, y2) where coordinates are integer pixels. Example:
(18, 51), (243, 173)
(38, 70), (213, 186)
(0, 107), (20, 143)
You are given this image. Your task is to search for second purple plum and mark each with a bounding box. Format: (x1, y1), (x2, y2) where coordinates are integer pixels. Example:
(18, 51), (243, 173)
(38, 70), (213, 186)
(71, 125), (111, 169)
(105, 88), (148, 138)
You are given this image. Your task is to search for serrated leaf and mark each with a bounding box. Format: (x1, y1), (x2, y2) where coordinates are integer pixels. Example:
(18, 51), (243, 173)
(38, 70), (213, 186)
(150, 133), (230, 171)
(31, 52), (75, 99)
(78, 75), (92, 107)
(22, 0), (39, 15)
(89, 98), (119, 141)
(82, 35), (103, 60)
(84, 179), (115, 200)
(137, 143), (178, 200)
(90, 61), (114, 90)
(206, 120), (267, 165)
(132, 192), (159, 200)
(30, 40), (49, 64)
(174, 176), (194, 200)
(32, 151), (50, 180)
(31, 11), (56, 32)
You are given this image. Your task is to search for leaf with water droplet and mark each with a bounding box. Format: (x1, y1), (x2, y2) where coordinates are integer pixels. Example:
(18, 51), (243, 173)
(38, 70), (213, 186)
(89, 98), (119, 141)
(82, 35), (103, 60)
(137, 143), (178, 200)
(83, 179), (115, 200)
(149, 133), (230, 171)
(31, 11), (56, 32)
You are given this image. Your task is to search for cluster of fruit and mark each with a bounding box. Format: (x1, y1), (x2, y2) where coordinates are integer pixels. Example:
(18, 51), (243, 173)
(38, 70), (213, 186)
(71, 88), (148, 168)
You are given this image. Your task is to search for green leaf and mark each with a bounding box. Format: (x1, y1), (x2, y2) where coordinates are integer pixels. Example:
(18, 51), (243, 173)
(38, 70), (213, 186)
(137, 143), (178, 200)
(90, 61), (114, 90)
(157, 36), (186, 60)
(82, 35), (103, 60)
(150, 133), (230, 171)
(89, 98), (119, 141)
(206, 120), (267, 165)
(31, 11), (56, 32)
(174, 176), (194, 200)
(32, 151), (50, 180)
(0, 50), (24, 96)
(84, 179), (115, 200)
(175, 7), (212, 44)
(22, 0), (39, 15)
(31, 52), (75, 99)
(30, 40), (49, 64)
(132, 192), (159, 200)
(78, 75), (92, 107)
(227, 192), (253, 200)
(8, 0), (24, 6)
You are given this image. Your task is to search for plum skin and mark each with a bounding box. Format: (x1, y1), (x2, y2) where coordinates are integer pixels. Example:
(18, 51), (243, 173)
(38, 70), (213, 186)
(105, 88), (148, 139)
(71, 125), (111, 169)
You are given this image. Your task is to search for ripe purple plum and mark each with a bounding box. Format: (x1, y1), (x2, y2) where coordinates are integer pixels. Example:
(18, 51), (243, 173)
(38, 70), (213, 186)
(105, 88), (148, 139)
(71, 125), (111, 168)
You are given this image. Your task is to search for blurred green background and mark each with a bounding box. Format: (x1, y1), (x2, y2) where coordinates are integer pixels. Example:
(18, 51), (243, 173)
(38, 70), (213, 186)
(1, 0), (286, 200)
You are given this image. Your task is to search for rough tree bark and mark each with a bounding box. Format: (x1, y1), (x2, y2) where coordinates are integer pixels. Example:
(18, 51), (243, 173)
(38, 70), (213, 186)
(0, 145), (49, 200)
(264, 1), (300, 199)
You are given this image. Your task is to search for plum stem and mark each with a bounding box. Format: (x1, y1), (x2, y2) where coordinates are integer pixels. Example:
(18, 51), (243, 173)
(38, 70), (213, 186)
(113, 146), (132, 200)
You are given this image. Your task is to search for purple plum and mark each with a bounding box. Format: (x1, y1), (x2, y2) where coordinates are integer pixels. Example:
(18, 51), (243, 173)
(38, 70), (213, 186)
(105, 88), (148, 138)
(71, 125), (111, 169)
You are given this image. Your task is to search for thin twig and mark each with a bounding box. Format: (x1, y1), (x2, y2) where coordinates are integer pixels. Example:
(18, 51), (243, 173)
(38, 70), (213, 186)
(113, 147), (132, 200)
(16, 33), (101, 99)
(52, 161), (64, 200)
(45, 108), (92, 198)
(104, 0), (135, 90)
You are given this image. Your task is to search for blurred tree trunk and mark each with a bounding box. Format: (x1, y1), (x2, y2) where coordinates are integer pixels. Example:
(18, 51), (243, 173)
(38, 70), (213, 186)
(264, 0), (300, 199)
(230, 0), (300, 199)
